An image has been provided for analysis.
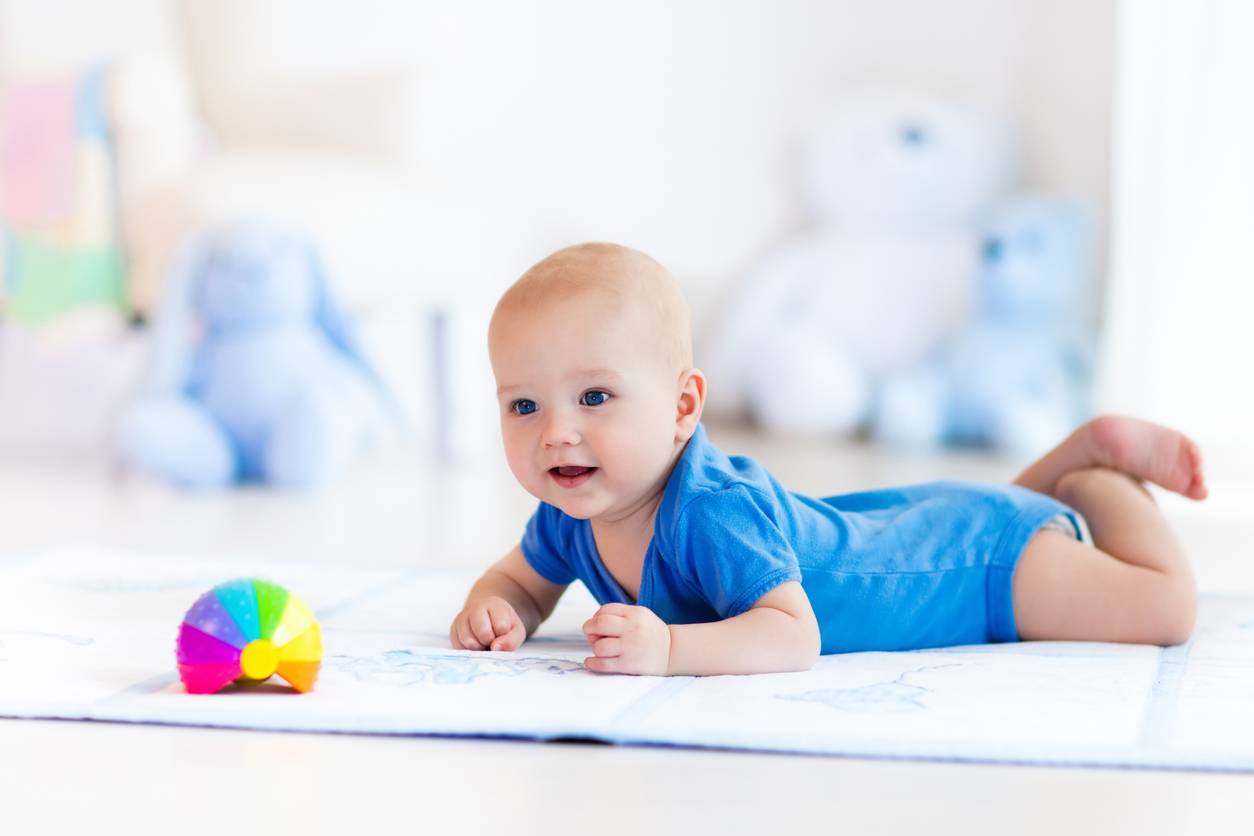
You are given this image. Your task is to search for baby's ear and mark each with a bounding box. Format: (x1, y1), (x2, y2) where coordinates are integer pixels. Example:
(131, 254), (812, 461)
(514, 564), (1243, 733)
(675, 368), (706, 441)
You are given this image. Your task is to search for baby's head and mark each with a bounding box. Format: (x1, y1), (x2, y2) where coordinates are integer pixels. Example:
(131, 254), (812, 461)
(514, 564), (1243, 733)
(489, 243), (705, 521)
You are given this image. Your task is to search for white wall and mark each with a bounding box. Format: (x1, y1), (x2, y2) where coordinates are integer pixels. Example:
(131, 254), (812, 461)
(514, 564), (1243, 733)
(1101, 0), (1254, 487)
(0, 0), (180, 71)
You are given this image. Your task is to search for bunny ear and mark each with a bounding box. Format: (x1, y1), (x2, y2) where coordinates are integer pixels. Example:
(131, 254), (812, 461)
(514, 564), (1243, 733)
(305, 242), (360, 363)
(141, 232), (212, 396)
(303, 240), (405, 427)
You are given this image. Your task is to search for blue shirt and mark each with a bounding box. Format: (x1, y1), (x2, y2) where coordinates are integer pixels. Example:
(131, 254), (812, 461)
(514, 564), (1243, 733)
(521, 423), (1079, 653)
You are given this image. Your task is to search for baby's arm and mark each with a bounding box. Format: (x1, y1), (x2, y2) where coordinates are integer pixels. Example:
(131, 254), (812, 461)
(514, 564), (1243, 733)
(450, 544), (567, 651)
(583, 581), (820, 676)
(668, 582), (820, 675)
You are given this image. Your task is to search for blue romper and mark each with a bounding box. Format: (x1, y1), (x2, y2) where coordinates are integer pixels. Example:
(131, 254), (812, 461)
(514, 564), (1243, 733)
(521, 423), (1084, 654)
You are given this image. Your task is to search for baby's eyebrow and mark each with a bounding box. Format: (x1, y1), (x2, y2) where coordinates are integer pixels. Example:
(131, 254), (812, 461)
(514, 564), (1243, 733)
(571, 368), (623, 381)
(496, 369), (624, 396)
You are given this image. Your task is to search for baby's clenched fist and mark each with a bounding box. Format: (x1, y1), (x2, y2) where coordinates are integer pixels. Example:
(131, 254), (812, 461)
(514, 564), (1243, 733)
(450, 596), (526, 652)
(582, 603), (671, 675)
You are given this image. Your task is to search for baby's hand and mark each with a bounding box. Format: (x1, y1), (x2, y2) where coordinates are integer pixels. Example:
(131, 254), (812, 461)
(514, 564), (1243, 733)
(582, 603), (671, 675)
(449, 596), (526, 652)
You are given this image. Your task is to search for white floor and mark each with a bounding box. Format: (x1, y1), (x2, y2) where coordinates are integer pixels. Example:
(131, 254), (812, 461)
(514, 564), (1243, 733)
(3, 422), (1251, 834)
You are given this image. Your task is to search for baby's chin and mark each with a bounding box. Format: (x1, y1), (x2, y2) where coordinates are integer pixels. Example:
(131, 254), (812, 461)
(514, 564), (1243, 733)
(542, 493), (608, 520)
(532, 486), (617, 520)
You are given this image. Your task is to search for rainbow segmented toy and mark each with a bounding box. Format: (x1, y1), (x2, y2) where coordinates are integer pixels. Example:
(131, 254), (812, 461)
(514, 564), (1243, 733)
(176, 579), (322, 695)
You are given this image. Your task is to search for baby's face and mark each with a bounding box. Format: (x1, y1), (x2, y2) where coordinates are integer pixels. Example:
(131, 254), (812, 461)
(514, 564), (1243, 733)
(490, 293), (685, 521)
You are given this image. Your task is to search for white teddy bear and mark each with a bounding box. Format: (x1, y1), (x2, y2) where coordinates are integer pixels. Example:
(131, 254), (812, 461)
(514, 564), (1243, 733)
(705, 89), (1014, 435)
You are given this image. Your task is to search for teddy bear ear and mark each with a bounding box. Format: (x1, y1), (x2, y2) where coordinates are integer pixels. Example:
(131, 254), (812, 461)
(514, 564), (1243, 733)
(139, 232), (213, 396)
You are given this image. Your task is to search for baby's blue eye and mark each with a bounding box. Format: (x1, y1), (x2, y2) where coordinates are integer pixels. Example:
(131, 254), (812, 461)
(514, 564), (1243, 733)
(511, 399), (537, 415)
(580, 390), (610, 407)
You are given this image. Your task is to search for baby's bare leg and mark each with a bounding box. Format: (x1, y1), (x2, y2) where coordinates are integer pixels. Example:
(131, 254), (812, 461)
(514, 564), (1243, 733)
(1013, 415), (1207, 500)
(1012, 467), (1197, 645)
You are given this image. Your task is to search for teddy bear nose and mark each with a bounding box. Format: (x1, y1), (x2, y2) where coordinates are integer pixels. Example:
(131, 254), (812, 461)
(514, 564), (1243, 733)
(900, 124), (927, 146)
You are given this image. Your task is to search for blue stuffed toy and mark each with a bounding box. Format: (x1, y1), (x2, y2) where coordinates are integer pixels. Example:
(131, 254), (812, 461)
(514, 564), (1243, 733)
(119, 222), (393, 490)
(873, 197), (1095, 454)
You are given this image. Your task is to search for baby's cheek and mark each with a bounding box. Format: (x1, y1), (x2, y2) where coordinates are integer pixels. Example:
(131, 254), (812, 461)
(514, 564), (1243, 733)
(504, 450), (543, 495)
(619, 437), (672, 486)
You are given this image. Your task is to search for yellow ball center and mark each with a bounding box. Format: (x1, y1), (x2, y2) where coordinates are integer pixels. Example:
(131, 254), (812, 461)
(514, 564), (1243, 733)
(240, 639), (279, 681)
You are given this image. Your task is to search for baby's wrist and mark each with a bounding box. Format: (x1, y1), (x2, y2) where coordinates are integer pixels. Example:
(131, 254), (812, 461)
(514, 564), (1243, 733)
(663, 624), (676, 676)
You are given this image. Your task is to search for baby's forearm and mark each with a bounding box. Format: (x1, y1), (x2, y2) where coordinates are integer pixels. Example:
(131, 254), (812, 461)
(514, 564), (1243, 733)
(666, 607), (820, 676)
(464, 569), (544, 636)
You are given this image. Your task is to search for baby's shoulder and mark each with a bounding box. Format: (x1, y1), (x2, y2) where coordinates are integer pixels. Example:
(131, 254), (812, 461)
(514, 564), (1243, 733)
(658, 427), (791, 544)
(657, 477), (779, 546)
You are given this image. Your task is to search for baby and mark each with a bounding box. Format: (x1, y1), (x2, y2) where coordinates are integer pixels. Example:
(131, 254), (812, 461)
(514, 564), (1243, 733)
(449, 242), (1207, 676)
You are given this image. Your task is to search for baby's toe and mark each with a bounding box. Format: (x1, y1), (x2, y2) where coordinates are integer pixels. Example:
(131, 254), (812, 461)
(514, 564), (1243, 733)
(1183, 438), (1208, 500)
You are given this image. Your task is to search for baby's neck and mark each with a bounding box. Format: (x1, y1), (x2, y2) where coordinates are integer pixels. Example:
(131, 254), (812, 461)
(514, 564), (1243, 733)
(588, 448), (684, 599)
(589, 496), (661, 602)
(591, 492), (661, 551)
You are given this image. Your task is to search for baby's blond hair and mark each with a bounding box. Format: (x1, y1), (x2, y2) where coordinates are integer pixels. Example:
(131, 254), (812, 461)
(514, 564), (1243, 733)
(492, 242), (693, 374)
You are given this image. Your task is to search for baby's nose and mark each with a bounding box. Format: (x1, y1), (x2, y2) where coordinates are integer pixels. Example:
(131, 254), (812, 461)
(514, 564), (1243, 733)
(540, 416), (581, 447)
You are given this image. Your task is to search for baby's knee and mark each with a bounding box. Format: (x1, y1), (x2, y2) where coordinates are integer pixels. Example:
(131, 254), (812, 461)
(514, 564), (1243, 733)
(1156, 575), (1198, 646)
(1055, 466), (1149, 506)
(1054, 467), (1108, 505)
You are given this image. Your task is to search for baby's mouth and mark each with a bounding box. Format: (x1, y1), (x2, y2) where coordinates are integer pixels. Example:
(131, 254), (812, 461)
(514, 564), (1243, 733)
(549, 465), (597, 488)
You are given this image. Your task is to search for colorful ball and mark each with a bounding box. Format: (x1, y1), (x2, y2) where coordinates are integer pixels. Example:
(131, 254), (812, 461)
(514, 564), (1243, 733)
(176, 579), (322, 694)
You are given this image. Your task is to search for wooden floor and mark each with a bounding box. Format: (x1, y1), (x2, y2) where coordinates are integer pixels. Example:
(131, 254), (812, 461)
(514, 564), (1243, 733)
(2, 421), (1251, 834)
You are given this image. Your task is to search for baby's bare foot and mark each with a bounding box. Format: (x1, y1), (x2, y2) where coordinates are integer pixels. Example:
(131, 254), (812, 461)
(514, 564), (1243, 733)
(1084, 415), (1208, 500)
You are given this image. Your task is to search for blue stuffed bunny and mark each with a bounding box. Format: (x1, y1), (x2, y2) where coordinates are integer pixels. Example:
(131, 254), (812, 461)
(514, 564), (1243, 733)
(873, 197), (1095, 454)
(120, 222), (393, 490)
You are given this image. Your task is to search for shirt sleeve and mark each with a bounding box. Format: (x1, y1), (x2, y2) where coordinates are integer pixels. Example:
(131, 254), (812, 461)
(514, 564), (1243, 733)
(520, 502), (577, 585)
(671, 485), (802, 619)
